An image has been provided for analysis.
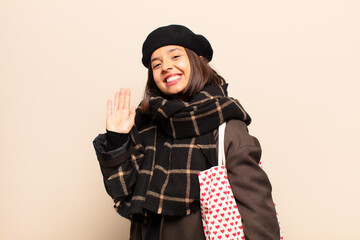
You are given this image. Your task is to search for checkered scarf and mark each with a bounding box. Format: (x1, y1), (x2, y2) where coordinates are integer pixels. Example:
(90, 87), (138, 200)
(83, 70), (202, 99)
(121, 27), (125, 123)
(107, 84), (251, 220)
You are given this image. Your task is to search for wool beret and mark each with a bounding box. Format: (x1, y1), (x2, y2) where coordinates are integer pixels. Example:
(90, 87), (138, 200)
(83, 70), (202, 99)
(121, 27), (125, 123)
(142, 24), (213, 68)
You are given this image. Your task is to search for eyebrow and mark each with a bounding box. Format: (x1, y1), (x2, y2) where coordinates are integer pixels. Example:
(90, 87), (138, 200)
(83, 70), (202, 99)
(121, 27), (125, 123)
(151, 47), (183, 63)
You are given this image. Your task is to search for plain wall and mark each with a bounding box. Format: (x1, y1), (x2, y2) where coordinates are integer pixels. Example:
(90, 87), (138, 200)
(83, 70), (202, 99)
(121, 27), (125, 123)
(1, 0), (359, 239)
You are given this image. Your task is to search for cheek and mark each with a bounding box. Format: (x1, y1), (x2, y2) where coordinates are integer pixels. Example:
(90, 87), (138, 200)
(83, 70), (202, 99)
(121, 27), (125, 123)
(177, 61), (187, 70)
(184, 63), (191, 79)
(178, 61), (191, 77)
(152, 72), (161, 85)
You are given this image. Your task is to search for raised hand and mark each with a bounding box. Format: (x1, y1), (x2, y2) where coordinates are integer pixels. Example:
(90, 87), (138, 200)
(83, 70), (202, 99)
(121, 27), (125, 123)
(106, 88), (136, 134)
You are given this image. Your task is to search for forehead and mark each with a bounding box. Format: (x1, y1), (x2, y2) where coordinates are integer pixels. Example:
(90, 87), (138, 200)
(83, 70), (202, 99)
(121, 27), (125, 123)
(151, 45), (185, 58)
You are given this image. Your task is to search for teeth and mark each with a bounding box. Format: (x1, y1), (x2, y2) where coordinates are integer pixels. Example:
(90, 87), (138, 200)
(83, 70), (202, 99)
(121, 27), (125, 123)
(166, 75), (180, 83)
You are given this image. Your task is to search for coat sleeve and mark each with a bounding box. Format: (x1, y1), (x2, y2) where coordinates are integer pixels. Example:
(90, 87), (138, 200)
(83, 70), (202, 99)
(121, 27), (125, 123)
(224, 120), (280, 240)
(92, 132), (133, 195)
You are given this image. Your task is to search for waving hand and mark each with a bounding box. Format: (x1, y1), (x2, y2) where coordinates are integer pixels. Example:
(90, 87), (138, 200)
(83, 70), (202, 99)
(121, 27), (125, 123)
(106, 88), (136, 133)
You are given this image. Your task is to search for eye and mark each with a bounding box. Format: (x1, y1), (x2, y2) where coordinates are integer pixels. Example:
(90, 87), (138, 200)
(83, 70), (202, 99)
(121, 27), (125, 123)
(172, 55), (181, 60)
(152, 63), (161, 69)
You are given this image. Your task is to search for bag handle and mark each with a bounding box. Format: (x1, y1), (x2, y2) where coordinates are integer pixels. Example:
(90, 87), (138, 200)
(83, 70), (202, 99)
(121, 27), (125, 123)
(217, 122), (226, 166)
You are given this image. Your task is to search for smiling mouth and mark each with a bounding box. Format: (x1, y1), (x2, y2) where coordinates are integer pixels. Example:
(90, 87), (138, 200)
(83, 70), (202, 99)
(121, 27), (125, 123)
(164, 74), (182, 86)
(165, 74), (182, 83)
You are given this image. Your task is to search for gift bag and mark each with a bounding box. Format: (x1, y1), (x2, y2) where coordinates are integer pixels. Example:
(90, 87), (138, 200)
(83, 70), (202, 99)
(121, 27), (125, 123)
(198, 123), (245, 240)
(198, 122), (283, 240)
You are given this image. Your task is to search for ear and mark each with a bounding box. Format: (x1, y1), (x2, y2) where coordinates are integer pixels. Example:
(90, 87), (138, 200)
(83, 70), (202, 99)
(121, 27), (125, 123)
(199, 56), (208, 63)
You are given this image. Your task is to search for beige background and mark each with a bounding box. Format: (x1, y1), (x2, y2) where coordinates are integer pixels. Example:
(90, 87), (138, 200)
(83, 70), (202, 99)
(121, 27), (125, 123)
(1, 0), (359, 239)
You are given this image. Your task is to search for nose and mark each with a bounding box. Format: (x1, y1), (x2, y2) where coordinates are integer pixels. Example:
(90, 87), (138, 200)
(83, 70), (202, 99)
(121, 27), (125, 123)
(161, 58), (173, 72)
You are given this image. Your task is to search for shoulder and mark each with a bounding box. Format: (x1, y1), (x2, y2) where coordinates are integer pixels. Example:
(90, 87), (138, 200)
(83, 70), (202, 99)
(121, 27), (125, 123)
(224, 119), (260, 148)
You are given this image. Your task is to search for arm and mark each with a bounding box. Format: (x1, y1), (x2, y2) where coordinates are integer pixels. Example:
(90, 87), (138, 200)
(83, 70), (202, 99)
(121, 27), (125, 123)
(224, 120), (280, 240)
(93, 131), (132, 183)
(93, 88), (136, 196)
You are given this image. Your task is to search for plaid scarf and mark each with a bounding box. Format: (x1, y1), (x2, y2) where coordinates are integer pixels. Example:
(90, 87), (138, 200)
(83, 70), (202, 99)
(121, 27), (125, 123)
(107, 84), (251, 220)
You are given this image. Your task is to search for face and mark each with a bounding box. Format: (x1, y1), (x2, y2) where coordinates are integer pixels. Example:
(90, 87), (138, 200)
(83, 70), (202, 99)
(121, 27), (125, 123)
(150, 45), (191, 98)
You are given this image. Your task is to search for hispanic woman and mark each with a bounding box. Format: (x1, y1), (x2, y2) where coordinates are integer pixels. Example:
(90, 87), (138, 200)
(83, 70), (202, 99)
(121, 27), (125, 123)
(93, 24), (281, 240)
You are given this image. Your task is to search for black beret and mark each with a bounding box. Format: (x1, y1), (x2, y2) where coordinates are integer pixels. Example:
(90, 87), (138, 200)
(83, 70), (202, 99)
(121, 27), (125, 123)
(142, 24), (213, 68)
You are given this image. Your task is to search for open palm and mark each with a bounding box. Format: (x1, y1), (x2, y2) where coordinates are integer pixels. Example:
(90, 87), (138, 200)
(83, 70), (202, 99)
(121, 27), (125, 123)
(106, 88), (136, 134)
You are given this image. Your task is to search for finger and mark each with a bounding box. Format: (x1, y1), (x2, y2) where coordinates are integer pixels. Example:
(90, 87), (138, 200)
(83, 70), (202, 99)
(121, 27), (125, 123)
(124, 88), (131, 110)
(129, 106), (136, 123)
(119, 88), (125, 109)
(114, 91), (119, 110)
(107, 99), (112, 117)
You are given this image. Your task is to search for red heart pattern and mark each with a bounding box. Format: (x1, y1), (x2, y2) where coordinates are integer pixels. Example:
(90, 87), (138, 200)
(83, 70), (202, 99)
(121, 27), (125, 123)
(199, 155), (284, 240)
(199, 166), (245, 240)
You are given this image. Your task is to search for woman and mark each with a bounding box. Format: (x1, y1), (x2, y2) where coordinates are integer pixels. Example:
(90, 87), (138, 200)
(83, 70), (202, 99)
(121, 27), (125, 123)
(93, 24), (280, 240)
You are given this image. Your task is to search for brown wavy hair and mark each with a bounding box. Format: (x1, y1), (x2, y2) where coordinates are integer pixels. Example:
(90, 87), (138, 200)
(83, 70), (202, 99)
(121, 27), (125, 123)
(140, 48), (226, 113)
